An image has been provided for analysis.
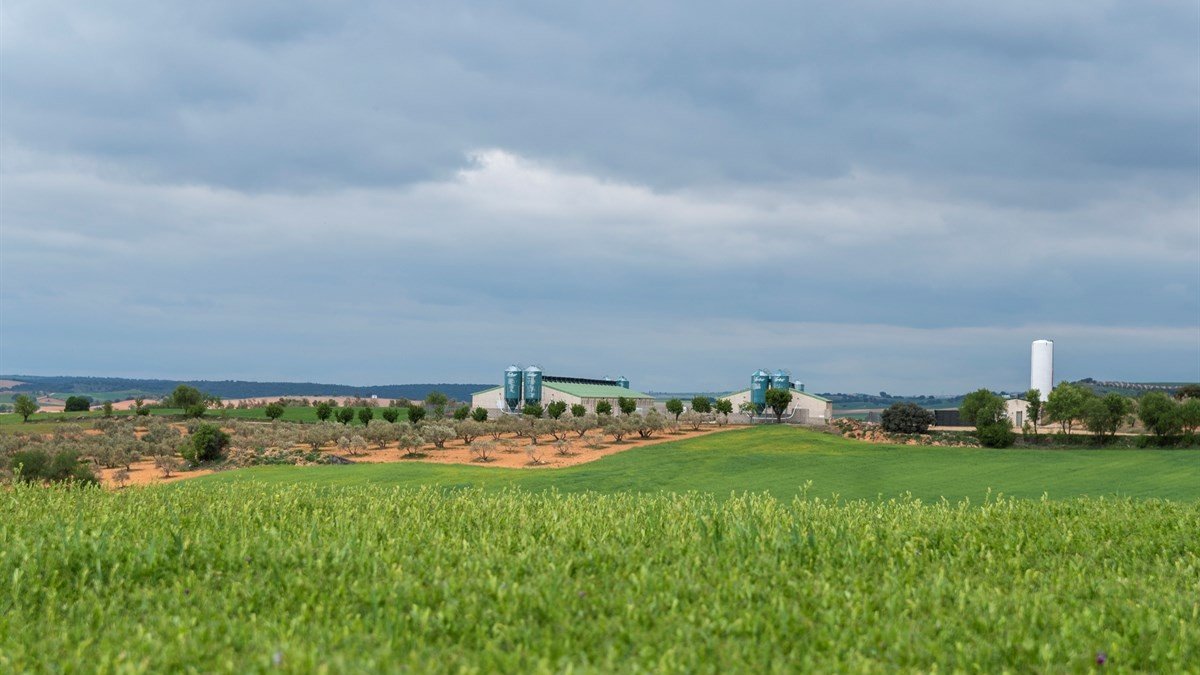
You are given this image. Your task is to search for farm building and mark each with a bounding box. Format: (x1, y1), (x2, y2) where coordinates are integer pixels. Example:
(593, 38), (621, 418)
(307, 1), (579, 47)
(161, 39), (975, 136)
(471, 366), (655, 415)
(933, 399), (1029, 428)
(721, 369), (833, 425)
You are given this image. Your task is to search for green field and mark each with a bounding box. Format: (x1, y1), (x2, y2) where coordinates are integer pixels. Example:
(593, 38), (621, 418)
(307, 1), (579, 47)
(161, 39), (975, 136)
(1, 483), (1195, 672)
(202, 426), (1200, 502)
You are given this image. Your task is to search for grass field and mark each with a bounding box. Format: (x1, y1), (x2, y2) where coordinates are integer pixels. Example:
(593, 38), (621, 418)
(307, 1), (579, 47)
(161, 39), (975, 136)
(202, 426), (1200, 502)
(1, 483), (1195, 672)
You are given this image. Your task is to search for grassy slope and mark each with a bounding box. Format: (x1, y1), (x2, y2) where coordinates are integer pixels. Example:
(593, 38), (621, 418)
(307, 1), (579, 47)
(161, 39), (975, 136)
(201, 426), (1200, 501)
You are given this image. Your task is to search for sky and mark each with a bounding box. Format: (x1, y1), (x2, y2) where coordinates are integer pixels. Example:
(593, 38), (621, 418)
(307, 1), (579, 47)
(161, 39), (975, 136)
(1, 1), (1198, 394)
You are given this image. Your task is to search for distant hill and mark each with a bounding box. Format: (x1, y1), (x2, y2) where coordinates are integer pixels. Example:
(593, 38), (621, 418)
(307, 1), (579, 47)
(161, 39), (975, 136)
(1073, 379), (1194, 397)
(0, 375), (489, 403)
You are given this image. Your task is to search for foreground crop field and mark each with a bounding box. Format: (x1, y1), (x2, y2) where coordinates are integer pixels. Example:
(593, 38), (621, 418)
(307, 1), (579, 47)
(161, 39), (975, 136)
(203, 426), (1200, 502)
(1, 484), (1196, 672)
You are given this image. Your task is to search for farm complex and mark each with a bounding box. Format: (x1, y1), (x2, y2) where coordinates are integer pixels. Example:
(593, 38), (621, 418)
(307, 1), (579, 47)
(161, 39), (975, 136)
(471, 366), (655, 415)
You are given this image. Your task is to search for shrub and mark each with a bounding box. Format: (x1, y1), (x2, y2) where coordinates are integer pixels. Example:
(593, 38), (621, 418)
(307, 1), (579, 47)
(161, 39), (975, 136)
(977, 423), (1015, 448)
(523, 403), (545, 419)
(102, 401), (114, 418)
(1138, 392), (1181, 438)
(184, 403), (207, 419)
(64, 396), (92, 412)
(570, 404), (587, 418)
(381, 408), (401, 423)
(880, 403), (936, 434)
(7, 448), (98, 485)
(618, 397), (637, 416)
(546, 401), (568, 419)
(183, 424), (230, 464)
(595, 400), (613, 416)
(691, 396), (712, 414)
(471, 407), (490, 422)
(336, 407), (356, 425)
(407, 406), (427, 425)
(315, 403), (333, 422)
(358, 408), (374, 426)
(264, 403), (285, 421)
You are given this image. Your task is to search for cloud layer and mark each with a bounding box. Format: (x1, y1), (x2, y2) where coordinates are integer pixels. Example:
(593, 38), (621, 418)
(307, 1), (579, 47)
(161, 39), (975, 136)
(2, 1), (1197, 391)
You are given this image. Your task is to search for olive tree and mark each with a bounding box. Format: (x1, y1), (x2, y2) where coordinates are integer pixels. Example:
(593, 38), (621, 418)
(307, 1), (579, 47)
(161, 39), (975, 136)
(422, 424), (455, 449)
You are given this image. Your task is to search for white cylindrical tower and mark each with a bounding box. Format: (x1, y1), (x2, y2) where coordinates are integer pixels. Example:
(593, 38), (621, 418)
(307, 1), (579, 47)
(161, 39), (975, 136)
(1030, 339), (1054, 400)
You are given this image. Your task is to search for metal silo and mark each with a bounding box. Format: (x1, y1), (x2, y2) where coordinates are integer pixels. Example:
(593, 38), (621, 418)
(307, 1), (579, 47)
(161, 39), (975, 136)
(771, 369), (791, 392)
(504, 366), (523, 410)
(751, 369), (770, 411)
(1031, 340), (1054, 401)
(523, 366), (543, 406)
(616, 376), (630, 389)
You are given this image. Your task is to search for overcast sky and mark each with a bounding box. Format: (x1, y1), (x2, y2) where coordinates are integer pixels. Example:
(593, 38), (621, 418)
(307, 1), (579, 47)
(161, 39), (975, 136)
(1, 1), (1197, 393)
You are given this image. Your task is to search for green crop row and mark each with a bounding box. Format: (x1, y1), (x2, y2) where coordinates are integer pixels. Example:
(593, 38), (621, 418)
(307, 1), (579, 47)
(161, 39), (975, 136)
(1, 483), (1196, 672)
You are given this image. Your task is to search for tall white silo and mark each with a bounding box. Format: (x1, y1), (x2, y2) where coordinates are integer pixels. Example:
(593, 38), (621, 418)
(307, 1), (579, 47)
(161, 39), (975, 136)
(1030, 340), (1054, 400)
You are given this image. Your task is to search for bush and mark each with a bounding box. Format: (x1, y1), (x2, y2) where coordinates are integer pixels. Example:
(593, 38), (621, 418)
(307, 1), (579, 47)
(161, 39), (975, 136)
(546, 401), (568, 419)
(595, 400), (613, 416)
(691, 397), (712, 414)
(264, 403), (285, 421)
(453, 405), (471, 421)
(184, 403), (207, 419)
(880, 403), (936, 434)
(335, 407), (356, 425)
(407, 406), (427, 425)
(381, 408), (401, 423)
(64, 396), (92, 412)
(977, 423), (1015, 449)
(618, 397), (637, 416)
(7, 448), (98, 485)
(471, 407), (489, 422)
(523, 403), (545, 418)
(358, 408), (374, 426)
(183, 424), (230, 464)
(315, 403), (333, 422)
(570, 404), (587, 418)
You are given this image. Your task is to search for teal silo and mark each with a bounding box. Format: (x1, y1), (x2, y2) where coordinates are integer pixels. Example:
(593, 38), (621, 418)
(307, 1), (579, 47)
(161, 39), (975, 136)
(504, 366), (523, 410)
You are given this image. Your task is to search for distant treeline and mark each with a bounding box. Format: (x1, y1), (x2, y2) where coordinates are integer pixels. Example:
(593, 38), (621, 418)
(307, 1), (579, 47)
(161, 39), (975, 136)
(1, 375), (488, 403)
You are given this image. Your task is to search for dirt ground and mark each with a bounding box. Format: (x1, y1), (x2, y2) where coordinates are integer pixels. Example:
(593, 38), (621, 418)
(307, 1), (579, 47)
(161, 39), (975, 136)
(100, 425), (739, 489)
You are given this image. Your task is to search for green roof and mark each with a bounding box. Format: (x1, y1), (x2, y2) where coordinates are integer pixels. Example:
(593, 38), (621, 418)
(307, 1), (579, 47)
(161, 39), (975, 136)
(471, 385), (502, 396)
(543, 382), (653, 399)
(721, 388), (830, 403)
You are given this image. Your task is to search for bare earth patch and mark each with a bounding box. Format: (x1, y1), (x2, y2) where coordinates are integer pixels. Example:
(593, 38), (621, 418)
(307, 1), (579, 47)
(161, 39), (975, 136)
(100, 425), (739, 488)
